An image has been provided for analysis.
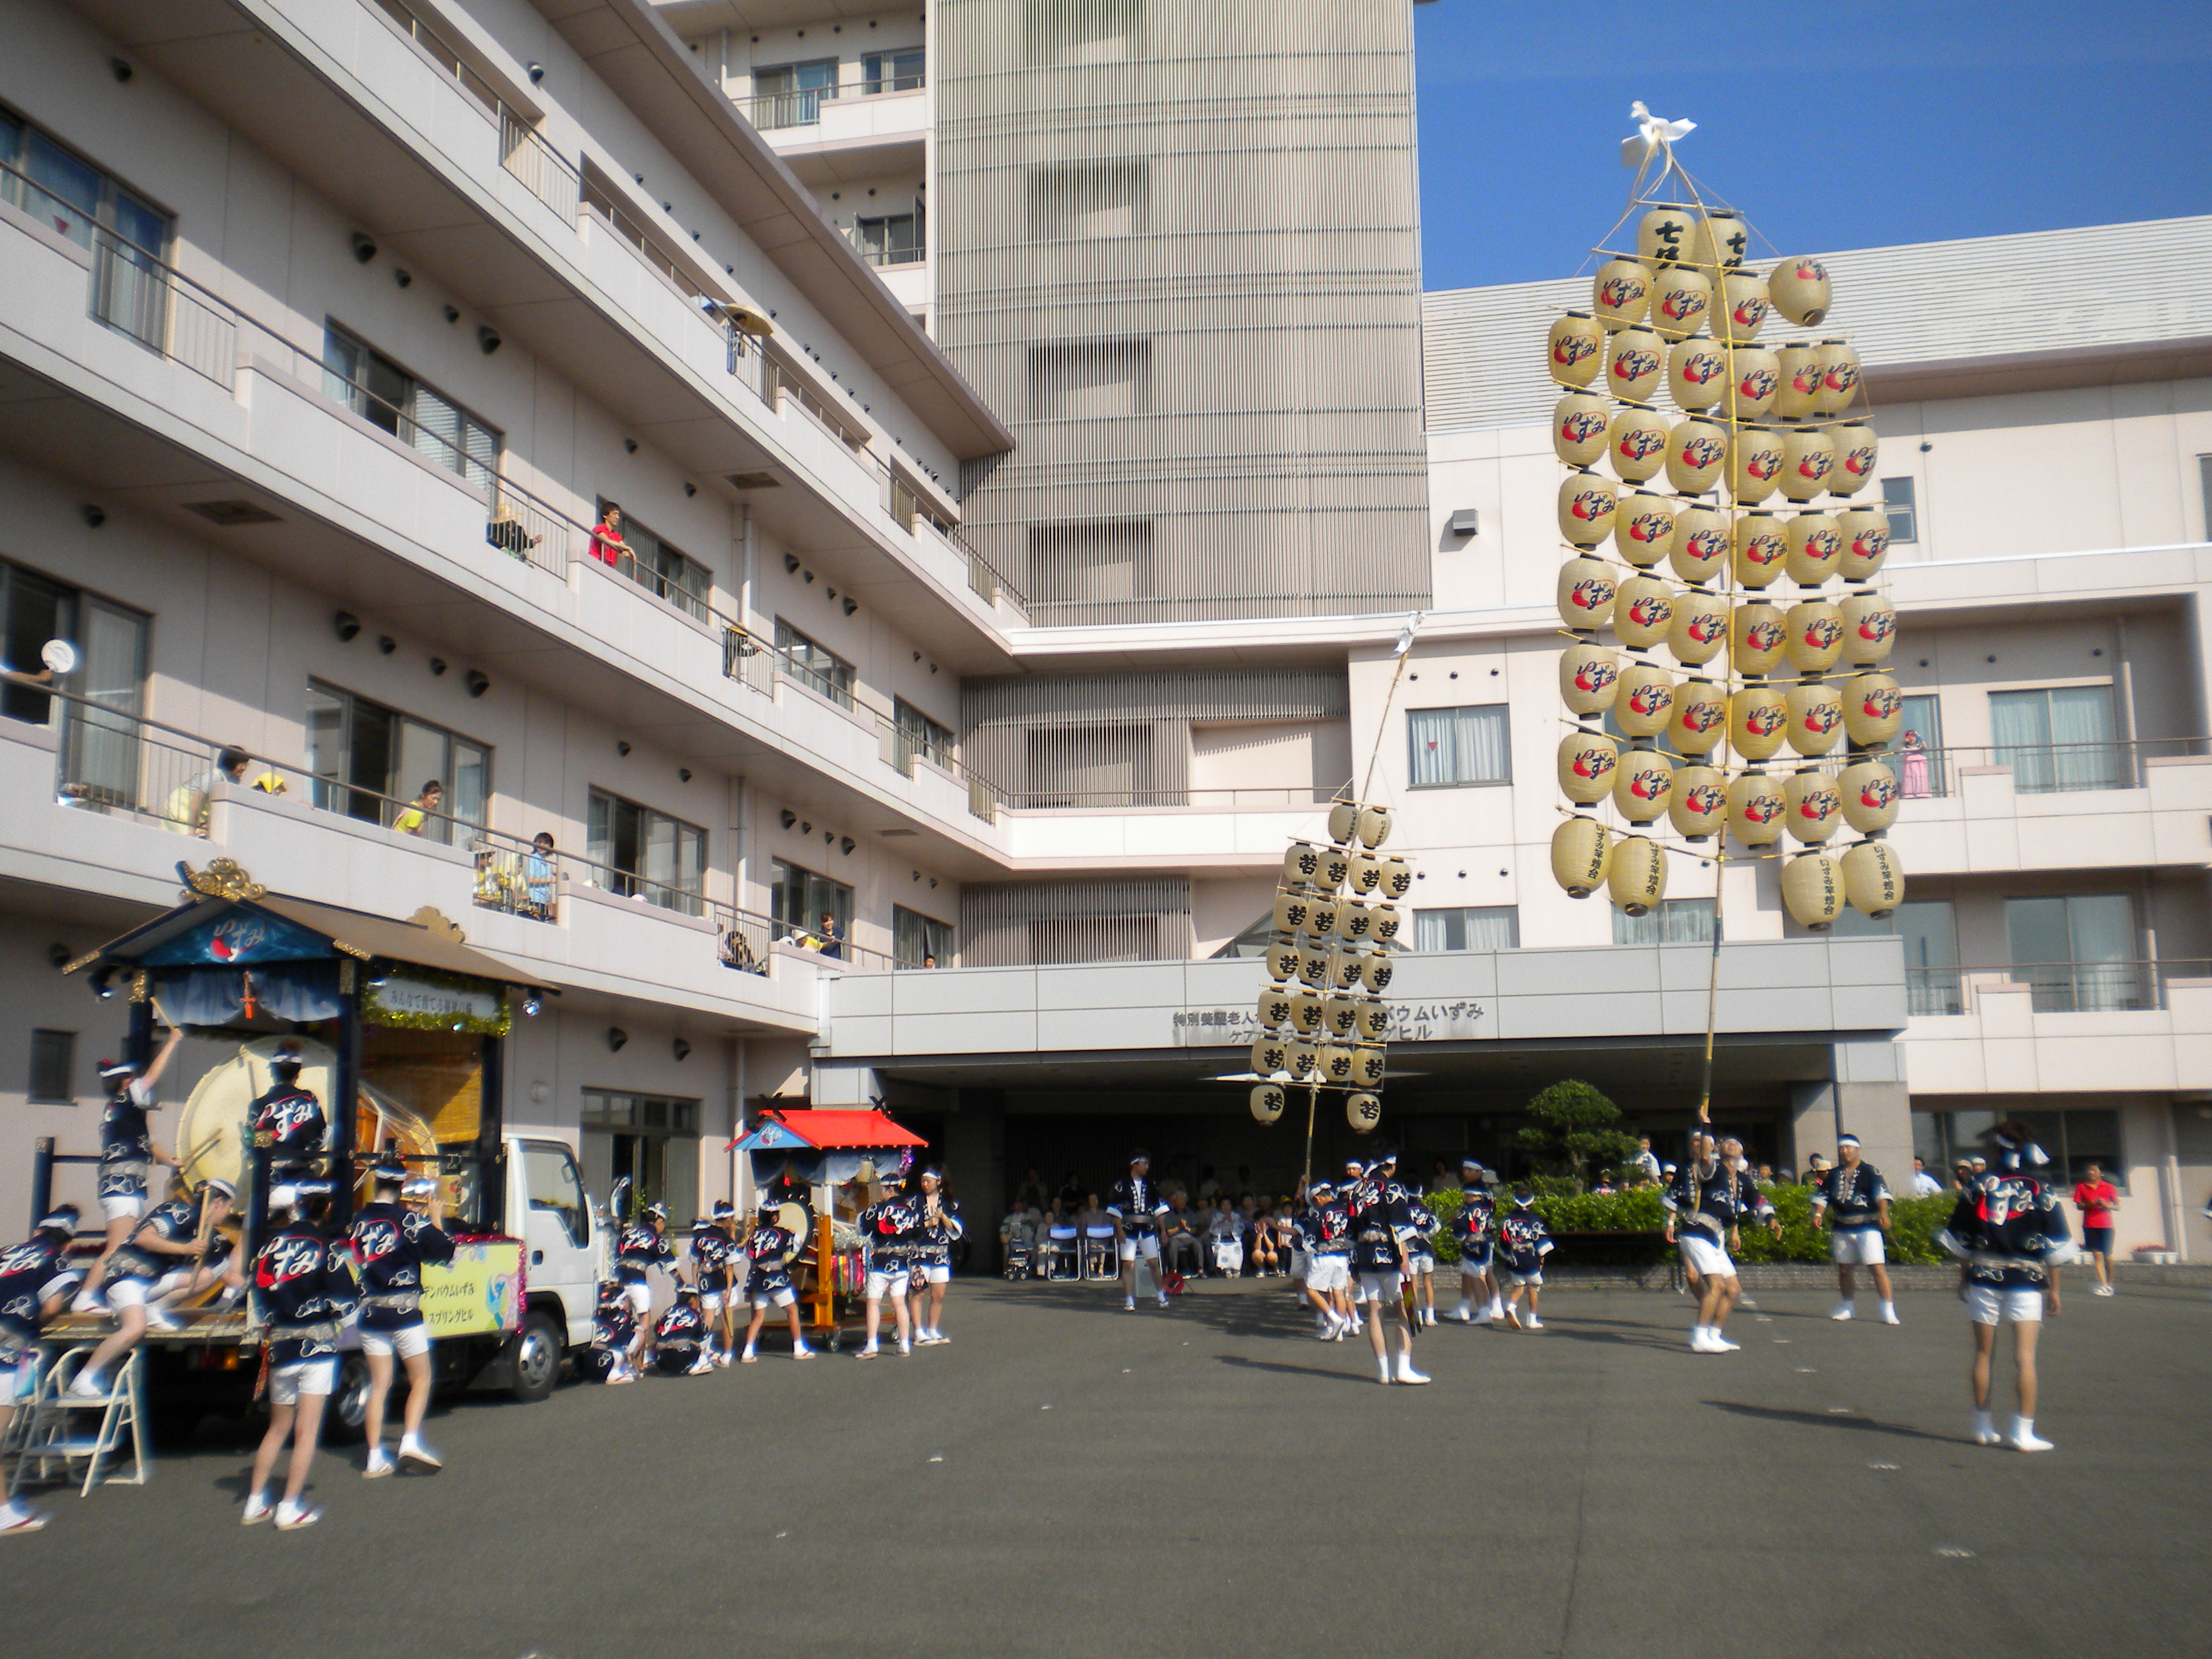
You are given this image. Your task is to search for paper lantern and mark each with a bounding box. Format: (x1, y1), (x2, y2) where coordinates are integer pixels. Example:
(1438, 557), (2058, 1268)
(1667, 677), (1729, 754)
(1667, 591), (1729, 667)
(1785, 680), (1846, 757)
(1550, 816), (1612, 898)
(1557, 473), (1618, 549)
(1264, 939), (1300, 982)
(1607, 834), (1666, 916)
(1838, 759), (1900, 833)
(1378, 856), (1413, 899)
(1612, 575), (1676, 651)
(1729, 684), (1788, 760)
(1692, 209), (1749, 272)
(1369, 902), (1403, 944)
(1829, 422), (1878, 495)
(1258, 987), (1293, 1030)
(1317, 846), (1352, 889)
(1330, 950), (1365, 991)
(1614, 491), (1677, 566)
(1774, 341), (1824, 420)
(1726, 771), (1787, 844)
(1780, 851), (1843, 930)
(1356, 999), (1390, 1041)
(1778, 426), (1837, 503)
(1669, 505), (1731, 585)
(1842, 840), (1906, 919)
(1723, 345), (1781, 423)
(1281, 840), (1325, 889)
(1607, 406), (1671, 483)
(1272, 889), (1313, 935)
(1284, 1040), (1318, 1081)
(1650, 267), (1711, 343)
(1713, 269), (1770, 344)
(1665, 418), (1729, 494)
(1352, 1045), (1388, 1088)
(1289, 988), (1325, 1033)
(1356, 805), (1392, 850)
(1605, 326), (1667, 404)
(1785, 511), (1844, 583)
(1250, 1035), (1288, 1077)
(1548, 311), (1604, 388)
(1638, 204), (1696, 266)
(1318, 1044), (1358, 1087)
(1347, 1093), (1382, 1134)
(1303, 896), (1342, 939)
(1552, 391), (1612, 467)
(1326, 800), (1358, 843)
(1731, 512), (1788, 589)
(1837, 508), (1892, 581)
(1783, 771), (1844, 842)
(1768, 257), (1832, 327)
(1360, 954), (1394, 994)
(1843, 675), (1901, 747)
(1667, 340), (1728, 411)
(1615, 662), (1676, 737)
(1250, 1084), (1285, 1125)
(1593, 256), (1651, 330)
(1668, 765), (1728, 840)
(1560, 640), (1621, 716)
(1612, 747), (1674, 823)
(1557, 554), (1618, 628)
(1347, 853), (1384, 895)
(1814, 339), (1860, 417)
(1559, 732), (1620, 803)
(1728, 426), (1786, 504)
(1296, 945), (1330, 987)
(1731, 602), (1788, 678)
(1840, 592), (1898, 666)
(1335, 900), (1376, 945)
(1783, 600), (1845, 674)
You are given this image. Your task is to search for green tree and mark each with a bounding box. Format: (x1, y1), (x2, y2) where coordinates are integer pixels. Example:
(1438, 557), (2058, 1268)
(1513, 1079), (1639, 1195)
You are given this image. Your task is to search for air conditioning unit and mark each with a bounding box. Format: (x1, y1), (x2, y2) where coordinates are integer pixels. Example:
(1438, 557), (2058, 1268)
(1446, 508), (1480, 537)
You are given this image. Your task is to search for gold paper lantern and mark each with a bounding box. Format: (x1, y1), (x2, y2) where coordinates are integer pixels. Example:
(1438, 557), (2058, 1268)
(1729, 684), (1789, 760)
(1615, 662), (1676, 737)
(1614, 491), (1677, 566)
(1783, 770), (1845, 842)
(1250, 1034), (1288, 1077)
(1668, 765), (1729, 840)
(1550, 816), (1612, 899)
(1650, 266), (1711, 343)
(1837, 508), (1892, 581)
(1731, 512), (1788, 589)
(1783, 600), (1845, 674)
(1303, 896), (1342, 939)
(1378, 856), (1413, 900)
(1838, 759), (1900, 834)
(1664, 418), (1729, 494)
(1297, 945), (1330, 987)
(1548, 311), (1605, 388)
(1785, 680), (1846, 757)
(1638, 204), (1696, 266)
(1612, 575), (1676, 651)
(1849, 677), (1902, 752)
(1289, 988), (1325, 1033)
(1284, 1040), (1318, 1081)
(1780, 851), (1843, 930)
(1352, 1045), (1388, 1088)
(1557, 472), (1618, 549)
(1560, 640), (1621, 716)
(1768, 256), (1832, 327)
(1318, 846), (1352, 889)
(1667, 340), (1729, 410)
(1777, 426), (1837, 503)
(1607, 406), (1671, 484)
(1785, 511), (1844, 583)
(1726, 771), (1787, 844)
(1356, 805), (1393, 850)
(1356, 999), (1390, 1041)
(1264, 939), (1300, 982)
(1728, 426), (1786, 504)
(1713, 269), (1771, 344)
(1281, 840), (1324, 888)
(1558, 731), (1620, 803)
(1370, 902), (1403, 944)
(1257, 987), (1293, 1030)
(1557, 554), (1618, 628)
(1842, 840), (1906, 919)
(1774, 341), (1824, 420)
(1330, 950), (1364, 991)
(1347, 853), (1384, 895)
(1607, 834), (1666, 916)
(1327, 800), (1359, 843)
(1723, 345), (1781, 423)
(1668, 590), (1731, 666)
(1250, 1084), (1285, 1125)
(1593, 256), (1651, 330)
(1552, 391), (1612, 467)
(1272, 889), (1313, 936)
(1731, 602), (1788, 678)
(1612, 748), (1674, 823)
(1814, 339), (1861, 417)
(1318, 1044), (1358, 1087)
(1829, 422), (1878, 495)
(1360, 955), (1394, 994)
(1692, 209), (1749, 272)
(1604, 326), (1667, 404)
(1347, 1093), (1383, 1134)
(1840, 592), (1898, 666)
(1335, 900), (1376, 945)
(1667, 677), (1729, 754)
(1669, 505), (1731, 585)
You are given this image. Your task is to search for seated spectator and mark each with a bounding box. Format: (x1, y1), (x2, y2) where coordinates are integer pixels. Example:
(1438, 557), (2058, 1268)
(1592, 1175), (1617, 1196)
(1161, 1193), (1203, 1276)
(1248, 1203), (1281, 1276)
(1802, 1153), (1830, 1186)
(1057, 1171), (1085, 1215)
(1077, 1194), (1110, 1233)
(1206, 1199), (1245, 1276)
(999, 1201), (1039, 1264)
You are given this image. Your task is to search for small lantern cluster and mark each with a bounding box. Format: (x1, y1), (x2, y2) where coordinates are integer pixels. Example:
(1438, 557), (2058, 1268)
(1249, 800), (1410, 1134)
(1549, 198), (1903, 930)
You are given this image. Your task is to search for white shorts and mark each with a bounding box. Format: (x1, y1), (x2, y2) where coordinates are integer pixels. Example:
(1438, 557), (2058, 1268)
(621, 1282), (652, 1316)
(751, 1285), (797, 1310)
(1118, 1234), (1161, 1262)
(1500, 1267), (1543, 1289)
(101, 1194), (145, 1222)
(104, 1276), (155, 1310)
(358, 1322), (431, 1359)
(1358, 1269), (1403, 1302)
(1406, 1252), (1435, 1276)
(700, 1290), (727, 1313)
(1831, 1228), (1886, 1265)
(1679, 1235), (1735, 1280)
(865, 1269), (911, 1302)
(1967, 1284), (2043, 1326)
(1307, 1256), (1349, 1294)
(1460, 1257), (1493, 1281)
(917, 1262), (950, 1285)
(269, 1356), (338, 1406)
(1289, 1250), (1310, 1279)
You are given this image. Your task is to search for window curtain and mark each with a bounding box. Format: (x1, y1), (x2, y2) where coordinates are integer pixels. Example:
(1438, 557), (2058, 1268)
(1613, 899), (1715, 946)
(1409, 706), (1508, 787)
(2047, 685), (2116, 791)
(1408, 708), (1455, 787)
(1455, 706), (1510, 783)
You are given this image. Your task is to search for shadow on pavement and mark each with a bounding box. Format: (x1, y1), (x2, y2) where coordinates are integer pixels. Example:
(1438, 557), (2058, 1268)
(1705, 1399), (1959, 1443)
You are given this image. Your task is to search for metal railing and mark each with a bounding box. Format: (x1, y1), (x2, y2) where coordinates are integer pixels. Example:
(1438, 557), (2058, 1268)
(1877, 738), (2209, 800)
(875, 717), (1002, 822)
(749, 87), (837, 130)
(1910, 960), (2212, 1016)
(862, 72), (927, 96)
(500, 110), (581, 218)
(853, 238), (926, 268)
(996, 783), (1353, 812)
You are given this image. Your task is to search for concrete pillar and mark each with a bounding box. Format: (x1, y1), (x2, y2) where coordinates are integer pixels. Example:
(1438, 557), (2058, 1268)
(1791, 1037), (1914, 1187)
(945, 1091), (1004, 1270)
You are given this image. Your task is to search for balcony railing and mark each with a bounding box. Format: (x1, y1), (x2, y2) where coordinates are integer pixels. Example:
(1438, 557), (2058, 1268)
(862, 72), (927, 96)
(996, 783), (1355, 812)
(853, 237), (926, 268)
(876, 718), (1000, 822)
(749, 87), (837, 130)
(1909, 960), (2212, 1016)
(1867, 737), (2210, 800)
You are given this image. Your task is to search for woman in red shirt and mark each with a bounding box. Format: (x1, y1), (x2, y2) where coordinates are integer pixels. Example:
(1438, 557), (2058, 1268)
(589, 503), (628, 568)
(2071, 1163), (2120, 1296)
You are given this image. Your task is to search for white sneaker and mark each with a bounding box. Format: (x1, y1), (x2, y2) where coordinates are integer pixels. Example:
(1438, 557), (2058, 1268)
(241, 1493), (272, 1526)
(1972, 1412), (2002, 1446)
(1524, 1314), (1543, 1330)
(1394, 1357), (1430, 1385)
(1689, 1327), (1717, 1353)
(1830, 1303), (1855, 1321)
(65, 1372), (108, 1401)
(145, 1304), (185, 1333)
(275, 1501), (321, 1531)
(399, 1437), (442, 1470)
(1709, 1332), (1740, 1352)
(2009, 1417), (2054, 1453)
(1156, 1293), (1171, 1309)
(1880, 1305), (1901, 1325)
(363, 1448), (395, 1480)
(2093, 1284), (2114, 1297)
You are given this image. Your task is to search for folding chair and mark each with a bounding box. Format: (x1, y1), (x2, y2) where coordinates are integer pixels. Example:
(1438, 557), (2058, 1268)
(1042, 1225), (1081, 1281)
(8, 1345), (150, 1497)
(1081, 1225), (1119, 1282)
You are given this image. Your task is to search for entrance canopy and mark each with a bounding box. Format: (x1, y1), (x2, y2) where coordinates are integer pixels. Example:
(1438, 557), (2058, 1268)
(733, 1108), (927, 1154)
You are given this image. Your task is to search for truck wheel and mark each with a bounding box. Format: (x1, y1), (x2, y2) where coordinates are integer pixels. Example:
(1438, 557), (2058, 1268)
(511, 1311), (563, 1403)
(326, 1353), (372, 1444)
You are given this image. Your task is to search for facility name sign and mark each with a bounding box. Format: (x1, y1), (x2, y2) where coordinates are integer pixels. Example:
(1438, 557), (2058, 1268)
(374, 973), (503, 1025)
(1171, 1001), (1486, 1045)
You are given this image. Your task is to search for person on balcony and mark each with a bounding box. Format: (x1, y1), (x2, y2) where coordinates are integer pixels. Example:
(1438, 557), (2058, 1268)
(589, 502), (628, 566)
(816, 911), (845, 960)
(392, 779), (443, 836)
(1900, 729), (1931, 798)
(524, 832), (557, 919)
(164, 745), (249, 835)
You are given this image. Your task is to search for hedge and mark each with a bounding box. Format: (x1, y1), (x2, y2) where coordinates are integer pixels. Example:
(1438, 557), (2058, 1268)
(1415, 1185), (1956, 1267)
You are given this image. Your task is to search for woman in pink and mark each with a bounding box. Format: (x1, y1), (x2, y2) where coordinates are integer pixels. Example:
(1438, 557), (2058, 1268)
(1899, 729), (1931, 798)
(2071, 1162), (2120, 1296)
(589, 503), (628, 567)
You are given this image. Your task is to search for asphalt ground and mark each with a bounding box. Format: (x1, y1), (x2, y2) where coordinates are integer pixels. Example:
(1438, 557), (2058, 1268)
(4, 1277), (2208, 1659)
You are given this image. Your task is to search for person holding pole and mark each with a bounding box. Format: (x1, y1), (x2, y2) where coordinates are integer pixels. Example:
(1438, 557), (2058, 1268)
(349, 1162), (454, 1476)
(1664, 1130), (1779, 1354)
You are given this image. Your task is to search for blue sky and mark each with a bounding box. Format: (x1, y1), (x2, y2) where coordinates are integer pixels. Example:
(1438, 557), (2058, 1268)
(1415, 1), (2212, 291)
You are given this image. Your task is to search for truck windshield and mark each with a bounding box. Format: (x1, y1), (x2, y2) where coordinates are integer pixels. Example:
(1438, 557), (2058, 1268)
(521, 1141), (588, 1247)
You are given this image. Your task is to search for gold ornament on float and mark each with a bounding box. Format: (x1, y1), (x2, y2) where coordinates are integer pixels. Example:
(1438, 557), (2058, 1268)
(1838, 759), (1901, 834)
(1552, 390), (1614, 467)
(1842, 840), (1906, 919)
(1843, 671), (1903, 746)
(1549, 311), (1606, 388)
(1649, 266), (1712, 343)
(1728, 425), (1786, 504)
(1726, 770), (1788, 845)
(1667, 339), (1729, 410)
(1669, 504), (1731, 585)
(1594, 256), (1652, 330)
(1780, 851), (1844, 929)
(1784, 511), (1844, 584)
(1783, 770), (1845, 842)
(1774, 341), (1825, 420)
(1558, 731), (1620, 803)
(1723, 345), (1781, 422)
(1607, 834), (1667, 916)
(1557, 554), (1618, 628)
(1836, 509), (1892, 581)
(1612, 575), (1677, 650)
(1614, 662), (1677, 737)
(1605, 326), (1667, 404)
(1828, 421), (1878, 495)
(1638, 204), (1697, 266)
(1731, 511), (1789, 589)
(1783, 600), (1845, 674)
(1730, 600), (1788, 677)
(1608, 406), (1671, 483)
(1784, 679), (1846, 757)
(1667, 676), (1729, 754)
(1665, 417), (1729, 494)
(1768, 256), (1832, 327)
(1777, 426), (1837, 503)
(1615, 491), (1678, 566)
(1713, 269), (1771, 344)
(1613, 748), (1675, 823)
(1667, 589), (1731, 666)
(1729, 683), (1789, 760)
(1550, 816), (1612, 899)
(1250, 1084), (1286, 1125)
(1814, 339), (1861, 417)
(1668, 764), (1729, 839)
(1839, 592), (1898, 666)
(1558, 472), (1619, 549)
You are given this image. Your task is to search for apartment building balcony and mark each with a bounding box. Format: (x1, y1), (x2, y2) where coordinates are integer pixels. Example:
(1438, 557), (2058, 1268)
(1903, 963), (2212, 1094)
(1883, 741), (2212, 874)
(748, 79), (926, 161)
(994, 789), (1347, 871)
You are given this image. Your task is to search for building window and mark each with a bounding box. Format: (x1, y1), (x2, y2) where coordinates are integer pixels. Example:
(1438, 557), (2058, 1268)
(770, 859), (853, 948)
(28, 1029), (75, 1104)
(863, 49), (925, 93)
(1407, 705), (1510, 788)
(1413, 906), (1518, 952)
(1899, 693), (1946, 799)
(751, 58), (839, 128)
(596, 501), (711, 622)
(322, 324), (499, 491)
(1913, 1108), (2124, 1192)
(1028, 339), (1150, 420)
(0, 105), (168, 256)
(853, 209), (923, 267)
(894, 905), (954, 968)
(586, 789), (706, 915)
(1613, 899), (1715, 946)
(1989, 686), (2117, 793)
(580, 1090), (700, 1223)
(1881, 476), (1917, 544)
(306, 682), (490, 842)
(1024, 0), (1142, 65)
(2199, 456), (2212, 542)
(894, 699), (955, 772)
(1027, 159), (1149, 240)
(1, 558), (147, 734)
(774, 620), (855, 709)
(1832, 899), (1961, 1014)
(2004, 893), (2140, 1011)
